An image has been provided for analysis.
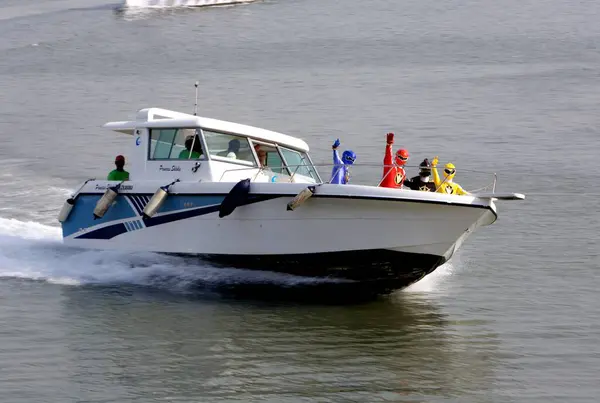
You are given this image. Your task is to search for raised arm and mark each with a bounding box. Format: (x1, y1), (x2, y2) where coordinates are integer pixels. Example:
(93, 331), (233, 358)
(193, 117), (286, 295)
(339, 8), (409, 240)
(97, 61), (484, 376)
(330, 139), (344, 184)
(431, 156), (442, 189)
(332, 139), (343, 166)
(383, 132), (394, 179)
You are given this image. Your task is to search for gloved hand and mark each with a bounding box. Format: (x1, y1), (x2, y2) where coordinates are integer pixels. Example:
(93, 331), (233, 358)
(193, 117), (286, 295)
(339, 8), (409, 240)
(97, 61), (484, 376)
(332, 138), (340, 149)
(431, 156), (439, 167)
(386, 132), (394, 144)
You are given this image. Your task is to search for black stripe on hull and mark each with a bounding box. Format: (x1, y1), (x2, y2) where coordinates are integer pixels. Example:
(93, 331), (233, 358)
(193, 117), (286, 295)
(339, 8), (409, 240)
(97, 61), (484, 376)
(169, 249), (447, 301)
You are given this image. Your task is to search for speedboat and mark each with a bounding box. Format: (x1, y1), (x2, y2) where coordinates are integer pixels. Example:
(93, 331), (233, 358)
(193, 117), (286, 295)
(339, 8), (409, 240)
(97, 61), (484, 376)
(58, 106), (524, 295)
(123, 0), (257, 8)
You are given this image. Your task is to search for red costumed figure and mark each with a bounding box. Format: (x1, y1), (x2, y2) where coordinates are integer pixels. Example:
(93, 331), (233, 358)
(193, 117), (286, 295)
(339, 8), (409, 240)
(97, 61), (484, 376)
(380, 132), (409, 188)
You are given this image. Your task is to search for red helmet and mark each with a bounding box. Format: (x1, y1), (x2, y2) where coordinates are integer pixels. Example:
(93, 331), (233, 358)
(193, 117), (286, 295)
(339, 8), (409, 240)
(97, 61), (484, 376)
(395, 149), (409, 166)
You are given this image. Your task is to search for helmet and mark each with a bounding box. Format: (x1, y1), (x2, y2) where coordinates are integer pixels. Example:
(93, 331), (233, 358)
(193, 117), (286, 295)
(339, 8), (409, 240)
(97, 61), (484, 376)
(443, 162), (456, 179)
(419, 158), (431, 176)
(395, 149), (409, 166)
(342, 150), (356, 165)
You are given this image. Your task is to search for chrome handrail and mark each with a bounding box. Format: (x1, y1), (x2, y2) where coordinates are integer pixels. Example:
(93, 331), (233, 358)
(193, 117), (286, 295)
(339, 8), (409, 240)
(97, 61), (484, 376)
(218, 162), (500, 193)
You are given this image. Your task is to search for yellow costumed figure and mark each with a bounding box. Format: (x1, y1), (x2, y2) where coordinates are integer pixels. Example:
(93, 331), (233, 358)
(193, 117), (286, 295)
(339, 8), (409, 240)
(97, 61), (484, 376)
(431, 157), (469, 195)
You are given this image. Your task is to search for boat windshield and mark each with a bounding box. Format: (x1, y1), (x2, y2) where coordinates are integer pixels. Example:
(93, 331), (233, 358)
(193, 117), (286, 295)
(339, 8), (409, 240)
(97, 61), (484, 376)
(279, 147), (319, 181)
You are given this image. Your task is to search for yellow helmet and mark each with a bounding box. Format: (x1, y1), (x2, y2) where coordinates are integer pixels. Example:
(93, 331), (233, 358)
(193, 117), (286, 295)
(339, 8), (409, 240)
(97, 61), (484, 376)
(443, 162), (456, 178)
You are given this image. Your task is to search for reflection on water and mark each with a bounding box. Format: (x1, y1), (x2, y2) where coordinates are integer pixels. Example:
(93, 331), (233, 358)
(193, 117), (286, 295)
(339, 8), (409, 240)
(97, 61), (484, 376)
(59, 286), (499, 401)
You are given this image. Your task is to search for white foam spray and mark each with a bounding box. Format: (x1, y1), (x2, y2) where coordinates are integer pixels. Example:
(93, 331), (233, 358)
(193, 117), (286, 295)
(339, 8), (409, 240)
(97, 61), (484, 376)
(0, 217), (348, 292)
(404, 262), (455, 293)
(124, 0), (256, 9)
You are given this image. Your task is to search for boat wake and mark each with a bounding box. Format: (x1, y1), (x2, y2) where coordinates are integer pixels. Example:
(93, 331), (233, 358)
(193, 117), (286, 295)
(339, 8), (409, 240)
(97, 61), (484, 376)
(0, 217), (363, 302)
(114, 0), (258, 21)
(0, 214), (454, 303)
(122, 0), (256, 9)
(405, 261), (454, 293)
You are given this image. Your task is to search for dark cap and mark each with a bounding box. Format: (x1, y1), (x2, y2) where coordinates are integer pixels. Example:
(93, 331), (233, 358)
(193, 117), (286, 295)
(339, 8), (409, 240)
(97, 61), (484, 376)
(115, 155), (125, 163)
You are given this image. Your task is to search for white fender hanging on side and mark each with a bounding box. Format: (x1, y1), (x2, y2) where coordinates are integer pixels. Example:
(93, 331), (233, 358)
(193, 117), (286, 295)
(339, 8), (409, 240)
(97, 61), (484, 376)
(57, 198), (76, 223)
(93, 186), (119, 219)
(287, 186), (316, 211)
(58, 178), (95, 223)
(142, 179), (180, 220)
(143, 187), (169, 219)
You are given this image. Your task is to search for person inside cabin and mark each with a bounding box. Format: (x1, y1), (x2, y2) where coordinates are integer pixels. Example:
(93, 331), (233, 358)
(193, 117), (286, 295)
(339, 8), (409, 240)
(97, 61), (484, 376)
(431, 156), (470, 195)
(379, 132), (409, 189)
(179, 134), (203, 159)
(330, 138), (356, 184)
(404, 158), (436, 192)
(254, 144), (268, 167)
(107, 155), (130, 181)
(257, 149), (267, 167)
(225, 139), (241, 159)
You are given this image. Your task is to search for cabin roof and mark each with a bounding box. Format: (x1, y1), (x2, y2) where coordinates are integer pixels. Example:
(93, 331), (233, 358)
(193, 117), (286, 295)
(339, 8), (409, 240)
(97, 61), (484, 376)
(103, 107), (310, 152)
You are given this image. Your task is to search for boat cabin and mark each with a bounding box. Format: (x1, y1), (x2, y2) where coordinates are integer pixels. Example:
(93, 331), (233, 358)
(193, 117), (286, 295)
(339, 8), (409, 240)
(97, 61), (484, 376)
(103, 108), (321, 184)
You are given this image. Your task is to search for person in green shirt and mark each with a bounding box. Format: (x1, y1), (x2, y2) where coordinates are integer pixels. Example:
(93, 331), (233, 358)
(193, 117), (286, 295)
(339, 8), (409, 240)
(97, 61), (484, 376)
(107, 155), (130, 181)
(178, 135), (203, 159)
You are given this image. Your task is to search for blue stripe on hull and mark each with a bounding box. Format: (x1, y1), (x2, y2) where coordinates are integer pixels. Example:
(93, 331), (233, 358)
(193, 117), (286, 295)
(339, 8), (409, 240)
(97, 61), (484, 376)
(62, 194), (280, 240)
(61, 194), (137, 238)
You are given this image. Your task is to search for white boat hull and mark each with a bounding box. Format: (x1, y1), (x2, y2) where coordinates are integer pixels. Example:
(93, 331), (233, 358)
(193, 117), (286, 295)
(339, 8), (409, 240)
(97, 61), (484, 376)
(61, 181), (496, 293)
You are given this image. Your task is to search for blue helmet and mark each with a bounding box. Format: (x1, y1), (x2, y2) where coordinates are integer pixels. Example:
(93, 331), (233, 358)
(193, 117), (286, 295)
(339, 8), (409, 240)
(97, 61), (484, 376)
(342, 150), (356, 165)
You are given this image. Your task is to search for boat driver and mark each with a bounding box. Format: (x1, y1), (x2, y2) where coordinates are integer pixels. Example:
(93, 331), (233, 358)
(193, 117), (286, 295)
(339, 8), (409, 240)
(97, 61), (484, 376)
(404, 158), (436, 192)
(107, 155), (130, 181)
(379, 132), (409, 188)
(179, 134), (203, 159)
(431, 156), (470, 195)
(330, 138), (356, 184)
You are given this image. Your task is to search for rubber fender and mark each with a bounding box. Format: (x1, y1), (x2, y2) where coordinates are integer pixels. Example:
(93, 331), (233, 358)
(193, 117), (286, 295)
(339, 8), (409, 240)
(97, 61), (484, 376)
(286, 186), (315, 211)
(93, 186), (119, 220)
(219, 178), (251, 218)
(142, 187), (169, 220)
(57, 197), (76, 223)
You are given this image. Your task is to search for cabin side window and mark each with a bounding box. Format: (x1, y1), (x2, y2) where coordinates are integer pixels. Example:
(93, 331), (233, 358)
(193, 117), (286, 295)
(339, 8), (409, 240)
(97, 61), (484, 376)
(203, 130), (255, 165)
(148, 128), (205, 160)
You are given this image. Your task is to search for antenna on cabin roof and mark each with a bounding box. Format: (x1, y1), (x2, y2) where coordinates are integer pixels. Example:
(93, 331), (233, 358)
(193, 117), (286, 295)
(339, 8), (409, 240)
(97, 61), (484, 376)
(193, 81), (199, 116)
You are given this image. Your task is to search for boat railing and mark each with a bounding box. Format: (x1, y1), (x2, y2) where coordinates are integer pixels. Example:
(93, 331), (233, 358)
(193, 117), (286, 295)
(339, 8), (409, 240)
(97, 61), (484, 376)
(219, 163), (499, 194)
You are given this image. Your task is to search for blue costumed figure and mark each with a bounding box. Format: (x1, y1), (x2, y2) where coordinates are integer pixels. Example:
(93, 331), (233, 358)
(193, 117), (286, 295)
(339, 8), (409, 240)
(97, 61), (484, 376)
(330, 138), (357, 184)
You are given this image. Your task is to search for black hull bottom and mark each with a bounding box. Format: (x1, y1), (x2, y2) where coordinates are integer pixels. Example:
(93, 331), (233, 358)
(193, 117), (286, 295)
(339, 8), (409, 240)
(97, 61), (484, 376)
(171, 249), (447, 303)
